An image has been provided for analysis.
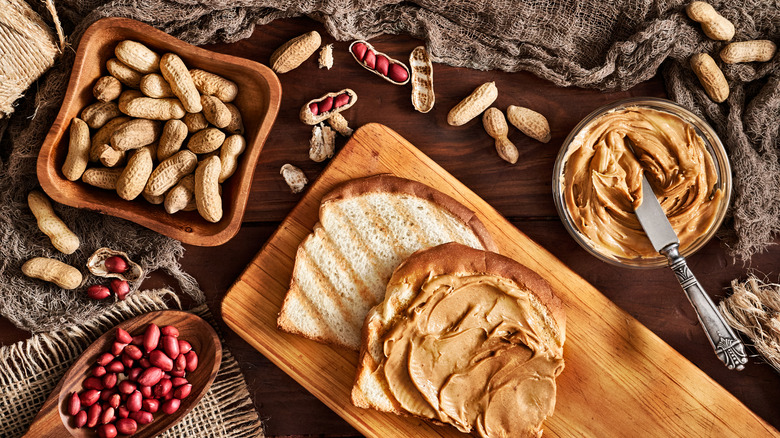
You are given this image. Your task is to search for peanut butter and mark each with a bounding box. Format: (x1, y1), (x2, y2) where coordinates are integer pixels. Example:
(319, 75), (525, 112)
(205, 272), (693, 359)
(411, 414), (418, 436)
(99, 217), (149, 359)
(377, 273), (564, 438)
(562, 107), (723, 259)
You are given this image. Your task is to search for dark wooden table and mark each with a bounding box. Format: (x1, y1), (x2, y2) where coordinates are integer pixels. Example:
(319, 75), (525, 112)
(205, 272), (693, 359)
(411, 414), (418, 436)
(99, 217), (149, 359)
(4, 17), (779, 437)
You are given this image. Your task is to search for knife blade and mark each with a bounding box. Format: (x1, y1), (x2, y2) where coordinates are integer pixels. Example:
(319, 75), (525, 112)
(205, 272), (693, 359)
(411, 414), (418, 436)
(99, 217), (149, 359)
(633, 175), (748, 370)
(634, 175), (678, 253)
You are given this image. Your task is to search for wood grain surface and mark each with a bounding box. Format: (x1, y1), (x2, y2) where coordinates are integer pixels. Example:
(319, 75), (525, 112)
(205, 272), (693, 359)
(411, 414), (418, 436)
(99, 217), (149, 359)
(3, 16), (779, 438)
(222, 122), (778, 437)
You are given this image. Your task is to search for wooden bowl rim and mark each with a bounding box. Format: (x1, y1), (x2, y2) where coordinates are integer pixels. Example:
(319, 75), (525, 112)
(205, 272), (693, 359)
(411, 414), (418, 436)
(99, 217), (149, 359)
(37, 17), (282, 246)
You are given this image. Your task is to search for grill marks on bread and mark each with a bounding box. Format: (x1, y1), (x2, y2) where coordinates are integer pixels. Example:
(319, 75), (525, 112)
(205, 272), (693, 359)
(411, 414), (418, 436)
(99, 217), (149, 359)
(278, 175), (496, 350)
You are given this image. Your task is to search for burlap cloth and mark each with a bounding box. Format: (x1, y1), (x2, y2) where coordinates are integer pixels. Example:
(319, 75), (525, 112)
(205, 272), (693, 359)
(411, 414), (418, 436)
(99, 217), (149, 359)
(0, 289), (264, 437)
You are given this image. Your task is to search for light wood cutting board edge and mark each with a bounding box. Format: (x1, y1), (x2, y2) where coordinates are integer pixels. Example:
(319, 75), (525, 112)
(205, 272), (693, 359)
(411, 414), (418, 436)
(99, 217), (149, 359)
(222, 123), (778, 438)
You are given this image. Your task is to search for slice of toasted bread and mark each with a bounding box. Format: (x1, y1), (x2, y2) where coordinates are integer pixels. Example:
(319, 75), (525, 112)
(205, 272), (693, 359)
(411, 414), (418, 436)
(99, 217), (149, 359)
(352, 242), (565, 438)
(277, 175), (498, 350)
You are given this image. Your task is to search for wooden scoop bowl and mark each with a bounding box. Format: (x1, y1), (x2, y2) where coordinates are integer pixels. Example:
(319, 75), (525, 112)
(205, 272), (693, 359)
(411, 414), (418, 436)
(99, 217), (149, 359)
(24, 310), (221, 437)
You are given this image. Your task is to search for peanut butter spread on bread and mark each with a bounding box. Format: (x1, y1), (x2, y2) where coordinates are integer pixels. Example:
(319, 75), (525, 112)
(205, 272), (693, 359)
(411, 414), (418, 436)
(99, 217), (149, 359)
(377, 273), (565, 438)
(562, 107), (723, 259)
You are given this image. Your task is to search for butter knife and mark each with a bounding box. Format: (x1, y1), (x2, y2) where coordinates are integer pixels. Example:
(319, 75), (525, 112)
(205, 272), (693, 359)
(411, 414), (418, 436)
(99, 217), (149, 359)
(635, 174), (748, 370)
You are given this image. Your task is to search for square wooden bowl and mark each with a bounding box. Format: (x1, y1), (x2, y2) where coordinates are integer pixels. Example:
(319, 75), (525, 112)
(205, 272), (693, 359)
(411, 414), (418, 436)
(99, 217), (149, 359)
(38, 17), (282, 246)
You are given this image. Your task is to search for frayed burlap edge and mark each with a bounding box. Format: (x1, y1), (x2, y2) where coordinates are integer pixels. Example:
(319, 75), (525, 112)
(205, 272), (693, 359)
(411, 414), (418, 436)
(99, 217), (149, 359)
(720, 275), (780, 374)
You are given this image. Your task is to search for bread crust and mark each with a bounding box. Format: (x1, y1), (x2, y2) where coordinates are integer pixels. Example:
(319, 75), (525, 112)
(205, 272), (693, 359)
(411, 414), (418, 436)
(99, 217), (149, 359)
(321, 174), (498, 253)
(278, 175), (499, 350)
(351, 242), (565, 428)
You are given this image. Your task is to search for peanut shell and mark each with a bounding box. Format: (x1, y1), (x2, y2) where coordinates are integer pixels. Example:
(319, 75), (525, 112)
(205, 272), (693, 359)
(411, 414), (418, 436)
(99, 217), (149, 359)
(299, 89), (358, 125)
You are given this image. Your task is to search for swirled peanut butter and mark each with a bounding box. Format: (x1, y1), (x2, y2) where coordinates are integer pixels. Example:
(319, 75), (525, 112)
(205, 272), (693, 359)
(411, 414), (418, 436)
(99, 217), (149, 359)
(379, 274), (565, 438)
(562, 107), (723, 259)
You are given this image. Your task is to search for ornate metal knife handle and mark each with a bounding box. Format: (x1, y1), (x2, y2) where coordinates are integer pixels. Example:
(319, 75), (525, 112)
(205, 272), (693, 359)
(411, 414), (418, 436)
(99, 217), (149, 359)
(660, 244), (748, 370)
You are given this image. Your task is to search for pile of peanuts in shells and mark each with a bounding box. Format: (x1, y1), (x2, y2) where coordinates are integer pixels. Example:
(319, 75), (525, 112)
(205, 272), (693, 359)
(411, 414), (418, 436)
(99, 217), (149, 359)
(686, 1), (776, 103)
(65, 40), (245, 223)
(274, 31), (554, 193)
(278, 0), (777, 193)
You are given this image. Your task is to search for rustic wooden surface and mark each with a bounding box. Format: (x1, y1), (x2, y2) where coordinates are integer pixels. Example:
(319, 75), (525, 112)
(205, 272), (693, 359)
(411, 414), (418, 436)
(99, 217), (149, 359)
(221, 123), (778, 438)
(3, 16), (779, 438)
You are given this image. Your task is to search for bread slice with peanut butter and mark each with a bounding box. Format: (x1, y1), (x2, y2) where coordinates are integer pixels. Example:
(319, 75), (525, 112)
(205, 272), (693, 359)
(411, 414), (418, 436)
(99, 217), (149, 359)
(277, 175), (497, 350)
(351, 242), (565, 438)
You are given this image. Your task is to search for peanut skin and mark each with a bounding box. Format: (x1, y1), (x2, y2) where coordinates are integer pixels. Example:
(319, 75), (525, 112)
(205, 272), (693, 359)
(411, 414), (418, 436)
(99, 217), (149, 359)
(164, 174), (195, 214)
(483, 108), (518, 164)
(115, 40), (161, 74)
(218, 135), (246, 182)
(200, 95), (231, 128)
(117, 146), (154, 200)
(160, 53), (202, 113)
(82, 167), (124, 190)
(195, 155), (223, 223)
(22, 257), (83, 289)
(145, 149), (197, 197)
(140, 73), (174, 98)
(93, 76), (122, 102)
(157, 119), (188, 161)
(187, 128), (225, 154)
(691, 53), (729, 103)
(107, 58), (142, 88)
(270, 31), (321, 74)
(447, 82), (498, 126)
(28, 190), (80, 254)
(190, 69), (238, 103)
(63, 118), (91, 181)
(686, 1), (734, 41)
(506, 105), (551, 143)
(720, 40), (777, 64)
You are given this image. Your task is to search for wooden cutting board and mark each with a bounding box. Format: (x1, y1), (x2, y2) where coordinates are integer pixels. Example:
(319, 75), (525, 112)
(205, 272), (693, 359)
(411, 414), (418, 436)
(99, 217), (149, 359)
(221, 123), (778, 437)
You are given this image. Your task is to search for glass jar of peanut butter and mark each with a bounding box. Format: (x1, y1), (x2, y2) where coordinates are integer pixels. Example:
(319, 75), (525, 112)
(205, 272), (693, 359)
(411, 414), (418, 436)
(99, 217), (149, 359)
(553, 98), (731, 268)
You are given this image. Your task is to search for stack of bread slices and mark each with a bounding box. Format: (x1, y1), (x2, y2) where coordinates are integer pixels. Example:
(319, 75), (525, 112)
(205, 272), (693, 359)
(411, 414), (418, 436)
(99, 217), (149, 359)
(277, 174), (565, 438)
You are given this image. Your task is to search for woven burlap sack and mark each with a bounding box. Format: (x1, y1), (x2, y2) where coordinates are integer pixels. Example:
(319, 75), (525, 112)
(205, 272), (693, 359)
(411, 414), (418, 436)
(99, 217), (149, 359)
(0, 0), (61, 118)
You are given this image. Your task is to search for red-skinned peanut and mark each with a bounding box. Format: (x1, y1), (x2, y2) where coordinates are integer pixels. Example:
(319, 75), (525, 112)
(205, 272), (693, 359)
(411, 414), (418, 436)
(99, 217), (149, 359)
(80, 389), (101, 407)
(171, 377), (188, 387)
(100, 406), (115, 425)
(129, 410), (154, 425)
(84, 377), (104, 390)
(115, 327), (133, 344)
(154, 378), (173, 398)
(160, 325), (179, 337)
(131, 335), (143, 346)
(140, 385), (153, 399)
(123, 344), (143, 360)
(127, 367), (142, 381)
(162, 398), (181, 415)
(104, 255), (128, 273)
(389, 63), (409, 82)
(101, 372), (118, 389)
(376, 55), (389, 76)
(87, 284), (111, 300)
(162, 335), (180, 359)
(92, 365), (107, 377)
(334, 93), (350, 108)
(142, 398), (160, 413)
(318, 96), (333, 113)
(97, 423), (117, 438)
(185, 351), (198, 372)
(97, 352), (114, 366)
(364, 50), (376, 69)
(106, 360), (124, 373)
(143, 323), (160, 353)
(116, 418), (138, 435)
(137, 367), (163, 387)
(117, 406), (130, 419)
(127, 390), (142, 412)
(68, 392), (81, 416)
(352, 42), (367, 60)
(150, 350), (174, 371)
(111, 341), (127, 356)
(118, 380), (137, 394)
(174, 383), (192, 399)
(309, 102), (319, 116)
(74, 410), (88, 428)
(178, 340), (192, 355)
(109, 393), (121, 409)
(110, 279), (129, 300)
(87, 403), (102, 428)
